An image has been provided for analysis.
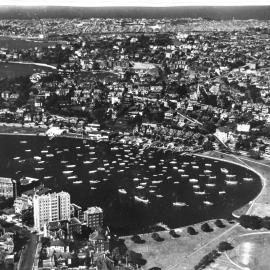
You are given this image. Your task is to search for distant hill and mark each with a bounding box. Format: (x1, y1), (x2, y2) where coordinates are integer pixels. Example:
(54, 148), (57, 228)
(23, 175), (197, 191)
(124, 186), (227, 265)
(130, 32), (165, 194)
(0, 6), (270, 20)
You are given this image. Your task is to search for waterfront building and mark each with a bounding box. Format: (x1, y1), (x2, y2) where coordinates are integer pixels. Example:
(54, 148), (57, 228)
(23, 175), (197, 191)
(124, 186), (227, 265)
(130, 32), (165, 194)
(84, 206), (103, 229)
(0, 177), (16, 199)
(33, 191), (70, 231)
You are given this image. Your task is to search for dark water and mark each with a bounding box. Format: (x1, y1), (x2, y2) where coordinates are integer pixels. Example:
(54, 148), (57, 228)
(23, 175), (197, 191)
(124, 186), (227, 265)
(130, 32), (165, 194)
(0, 37), (63, 50)
(0, 135), (262, 235)
(0, 63), (55, 79)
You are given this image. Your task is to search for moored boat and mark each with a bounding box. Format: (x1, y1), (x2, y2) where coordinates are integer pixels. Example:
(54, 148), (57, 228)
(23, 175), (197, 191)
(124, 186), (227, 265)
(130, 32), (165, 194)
(221, 168), (229, 174)
(225, 180), (237, 185)
(243, 177), (253, 182)
(203, 200), (214, 206)
(189, 178), (198, 183)
(134, 196), (149, 204)
(118, 188), (127, 194)
(173, 201), (188, 207)
(73, 180), (83, 184)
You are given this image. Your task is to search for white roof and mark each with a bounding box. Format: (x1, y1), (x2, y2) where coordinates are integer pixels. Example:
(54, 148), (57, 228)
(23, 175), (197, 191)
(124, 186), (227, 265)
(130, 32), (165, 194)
(85, 206), (103, 214)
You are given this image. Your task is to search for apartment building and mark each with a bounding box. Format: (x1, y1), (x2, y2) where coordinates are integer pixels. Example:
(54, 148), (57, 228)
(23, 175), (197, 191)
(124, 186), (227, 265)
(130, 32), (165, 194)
(0, 177), (16, 198)
(84, 206), (103, 229)
(33, 191), (70, 231)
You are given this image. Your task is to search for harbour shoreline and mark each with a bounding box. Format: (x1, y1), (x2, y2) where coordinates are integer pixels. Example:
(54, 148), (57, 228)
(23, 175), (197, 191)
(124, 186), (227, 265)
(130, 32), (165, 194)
(195, 151), (268, 217)
(0, 129), (263, 220)
(0, 60), (57, 70)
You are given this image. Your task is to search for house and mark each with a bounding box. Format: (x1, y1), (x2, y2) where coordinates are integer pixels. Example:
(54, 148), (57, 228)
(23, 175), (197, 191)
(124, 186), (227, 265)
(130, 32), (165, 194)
(13, 194), (32, 214)
(0, 233), (14, 255)
(88, 227), (109, 254)
(85, 123), (100, 132)
(1, 91), (11, 101)
(164, 110), (175, 120)
(48, 239), (66, 253)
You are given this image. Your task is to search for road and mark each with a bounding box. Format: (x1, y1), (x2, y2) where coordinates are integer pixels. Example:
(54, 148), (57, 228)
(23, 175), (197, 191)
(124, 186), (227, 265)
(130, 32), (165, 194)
(18, 233), (39, 270)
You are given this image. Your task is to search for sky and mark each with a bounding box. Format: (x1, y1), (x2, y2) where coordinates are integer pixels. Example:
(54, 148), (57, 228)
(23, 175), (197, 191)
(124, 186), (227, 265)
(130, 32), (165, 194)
(1, 0), (270, 7)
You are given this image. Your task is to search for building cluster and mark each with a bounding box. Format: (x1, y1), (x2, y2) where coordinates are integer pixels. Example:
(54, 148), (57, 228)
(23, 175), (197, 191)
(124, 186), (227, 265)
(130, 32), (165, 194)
(0, 231), (14, 266)
(32, 191), (115, 270)
(0, 176), (110, 270)
(0, 19), (270, 154)
(1, 16), (270, 269)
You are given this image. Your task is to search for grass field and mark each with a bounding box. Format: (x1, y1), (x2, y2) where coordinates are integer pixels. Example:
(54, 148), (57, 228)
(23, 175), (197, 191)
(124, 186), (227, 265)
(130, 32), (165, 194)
(122, 219), (241, 270)
(227, 232), (270, 270)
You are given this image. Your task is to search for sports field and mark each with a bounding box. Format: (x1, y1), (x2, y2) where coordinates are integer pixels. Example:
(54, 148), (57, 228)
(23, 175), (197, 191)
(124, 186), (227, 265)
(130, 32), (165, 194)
(227, 232), (270, 270)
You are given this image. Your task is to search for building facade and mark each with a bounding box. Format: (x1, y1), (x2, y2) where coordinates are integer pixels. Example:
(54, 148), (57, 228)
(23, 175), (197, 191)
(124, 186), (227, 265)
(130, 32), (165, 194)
(0, 177), (15, 198)
(84, 206), (103, 229)
(33, 191), (70, 231)
(13, 194), (32, 214)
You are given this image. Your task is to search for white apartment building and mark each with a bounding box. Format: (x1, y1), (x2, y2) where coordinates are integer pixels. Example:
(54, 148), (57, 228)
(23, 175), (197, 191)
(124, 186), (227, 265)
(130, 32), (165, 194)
(33, 191), (70, 231)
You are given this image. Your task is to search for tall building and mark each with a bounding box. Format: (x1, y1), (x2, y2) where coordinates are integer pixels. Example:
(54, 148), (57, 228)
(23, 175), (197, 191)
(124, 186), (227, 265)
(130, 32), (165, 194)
(84, 206), (103, 229)
(33, 191), (70, 231)
(0, 177), (16, 198)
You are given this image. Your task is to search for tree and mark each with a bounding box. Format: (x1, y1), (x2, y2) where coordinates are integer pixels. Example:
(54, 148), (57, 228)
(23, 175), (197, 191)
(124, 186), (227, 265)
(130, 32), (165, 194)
(201, 223), (213, 233)
(262, 217), (270, 230)
(217, 241), (234, 252)
(215, 219), (226, 228)
(131, 234), (145, 244)
(169, 229), (180, 238)
(21, 208), (34, 226)
(111, 247), (122, 262)
(126, 250), (147, 266)
(239, 215), (262, 230)
(249, 149), (261, 160)
(92, 62), (100, 70)
(41, 237), (51, 247)
(187, 226), (198, 235)
(194, 250), (220, 270)
(151, 232), (164, 242)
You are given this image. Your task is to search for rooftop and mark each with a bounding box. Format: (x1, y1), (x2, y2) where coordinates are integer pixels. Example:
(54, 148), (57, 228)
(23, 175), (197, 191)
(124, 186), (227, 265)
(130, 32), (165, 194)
(84, 206), (103, 215)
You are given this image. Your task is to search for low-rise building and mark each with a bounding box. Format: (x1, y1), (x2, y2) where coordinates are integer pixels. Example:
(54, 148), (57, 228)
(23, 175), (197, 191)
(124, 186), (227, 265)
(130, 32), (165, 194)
(0, 177), (16, 198)
(89, 227), (109, 254)
(13, 194), (32, 214)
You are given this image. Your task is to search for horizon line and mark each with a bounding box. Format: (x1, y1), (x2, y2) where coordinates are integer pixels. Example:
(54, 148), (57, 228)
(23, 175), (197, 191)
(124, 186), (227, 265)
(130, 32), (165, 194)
(1, 2), (270, 7)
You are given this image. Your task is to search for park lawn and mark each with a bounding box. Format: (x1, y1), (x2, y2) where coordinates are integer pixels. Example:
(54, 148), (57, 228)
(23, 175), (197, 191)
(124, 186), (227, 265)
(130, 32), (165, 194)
(122, 219), (243, 270)
(227, 231), (270, 270)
